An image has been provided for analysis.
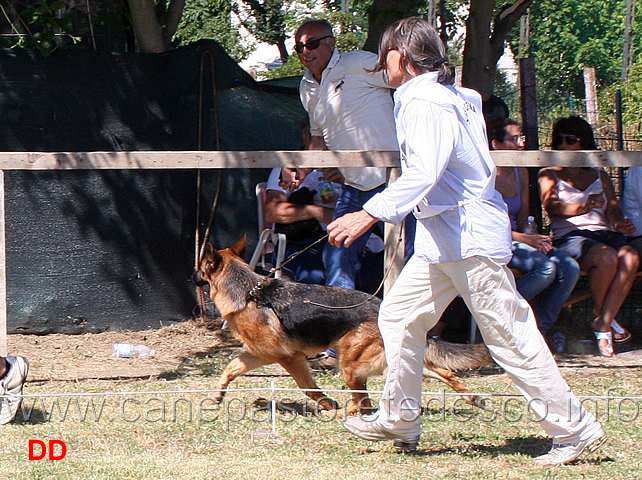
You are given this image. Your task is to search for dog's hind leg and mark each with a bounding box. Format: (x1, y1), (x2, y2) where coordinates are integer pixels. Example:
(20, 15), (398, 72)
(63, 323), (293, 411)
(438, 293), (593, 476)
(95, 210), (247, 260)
(337, 326), (386, 416)
(277, 356), (339, 413)
(422, 366), (485, 408)
(214, 351), (272, 403)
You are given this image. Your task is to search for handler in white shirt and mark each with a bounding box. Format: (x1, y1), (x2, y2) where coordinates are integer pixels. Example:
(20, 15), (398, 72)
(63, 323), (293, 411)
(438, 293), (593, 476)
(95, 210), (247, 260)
(329, 17), (606, 467)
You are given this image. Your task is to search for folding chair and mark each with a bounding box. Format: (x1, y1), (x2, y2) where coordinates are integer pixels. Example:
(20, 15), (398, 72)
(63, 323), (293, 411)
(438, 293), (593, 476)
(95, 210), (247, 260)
(248, 182), (286, 278)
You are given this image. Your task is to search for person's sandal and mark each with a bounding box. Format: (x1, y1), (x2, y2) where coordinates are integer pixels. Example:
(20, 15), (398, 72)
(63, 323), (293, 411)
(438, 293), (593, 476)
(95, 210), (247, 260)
(593, 330), (614, 357)
(612, 319), (632, 344)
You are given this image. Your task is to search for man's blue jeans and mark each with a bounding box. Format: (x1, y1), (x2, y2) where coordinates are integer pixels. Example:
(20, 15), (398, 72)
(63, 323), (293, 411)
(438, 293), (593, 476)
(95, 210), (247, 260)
(323, 184), (384, 289)
(509, 241), (580, 335)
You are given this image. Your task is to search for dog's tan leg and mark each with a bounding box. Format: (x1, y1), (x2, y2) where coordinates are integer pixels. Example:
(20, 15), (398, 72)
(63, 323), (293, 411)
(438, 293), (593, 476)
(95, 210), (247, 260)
(213, 351), (271, 403)
(423, 366), (484, 408)
(337, 326), (384, 416)
(277, 356), (339, 413)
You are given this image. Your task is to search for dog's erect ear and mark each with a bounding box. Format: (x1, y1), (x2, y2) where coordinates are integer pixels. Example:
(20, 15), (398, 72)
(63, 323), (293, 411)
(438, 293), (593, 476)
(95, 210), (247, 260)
(205, 245), (223, 273)
(202, 242), (222, 268)
(229, 235), (247, 259)
(203, 242), (215, 261)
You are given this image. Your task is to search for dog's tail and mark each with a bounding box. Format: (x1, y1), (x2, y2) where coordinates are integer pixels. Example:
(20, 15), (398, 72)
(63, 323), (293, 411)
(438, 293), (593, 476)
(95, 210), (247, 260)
(424, 338), (492, 372)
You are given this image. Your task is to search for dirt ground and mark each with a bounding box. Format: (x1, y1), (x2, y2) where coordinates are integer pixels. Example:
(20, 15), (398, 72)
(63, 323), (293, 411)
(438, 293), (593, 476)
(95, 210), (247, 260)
(6, 317), (238, 382)
(6, 316), (642, 383)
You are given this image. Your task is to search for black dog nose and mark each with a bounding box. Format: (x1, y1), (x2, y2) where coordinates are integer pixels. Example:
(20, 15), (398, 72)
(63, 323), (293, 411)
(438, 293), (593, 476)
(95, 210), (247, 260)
(192, 270), (208, 287)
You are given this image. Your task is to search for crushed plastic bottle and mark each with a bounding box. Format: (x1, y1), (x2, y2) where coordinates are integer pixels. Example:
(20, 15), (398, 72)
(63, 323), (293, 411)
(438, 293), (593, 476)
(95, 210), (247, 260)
(523, 215), (538, 235)
(112, 343), (155, 358)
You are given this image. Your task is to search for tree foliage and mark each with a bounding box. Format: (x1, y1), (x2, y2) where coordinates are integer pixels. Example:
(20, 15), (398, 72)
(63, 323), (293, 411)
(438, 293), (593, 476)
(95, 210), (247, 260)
(231, 0), (289, 62)
(600, 60), (642, 140)
(515, 0), (629, 101)
(0, 0), (81, 54)
(174, 0), (250, 61)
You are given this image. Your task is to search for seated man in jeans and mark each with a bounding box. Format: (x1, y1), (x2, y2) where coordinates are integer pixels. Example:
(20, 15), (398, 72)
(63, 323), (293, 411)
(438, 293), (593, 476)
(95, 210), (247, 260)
(265, 167), (384, 290)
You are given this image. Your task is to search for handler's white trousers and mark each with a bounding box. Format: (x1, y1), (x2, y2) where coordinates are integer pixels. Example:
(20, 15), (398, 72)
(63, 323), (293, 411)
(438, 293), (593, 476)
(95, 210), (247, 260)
(376, 255), (602, 444)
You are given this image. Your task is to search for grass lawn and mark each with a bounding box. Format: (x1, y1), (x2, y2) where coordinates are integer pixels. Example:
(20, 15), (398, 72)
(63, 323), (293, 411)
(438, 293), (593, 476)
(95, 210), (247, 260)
(2, 352), (640, 480)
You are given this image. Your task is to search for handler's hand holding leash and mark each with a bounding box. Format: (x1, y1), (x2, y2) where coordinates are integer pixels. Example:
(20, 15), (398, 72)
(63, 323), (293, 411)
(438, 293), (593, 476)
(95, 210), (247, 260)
(327, 210), (379, 248)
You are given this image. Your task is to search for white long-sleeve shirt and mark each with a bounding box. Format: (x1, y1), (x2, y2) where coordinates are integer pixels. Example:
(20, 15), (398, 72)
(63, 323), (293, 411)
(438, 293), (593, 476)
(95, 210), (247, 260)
(363, 72), (512, 263)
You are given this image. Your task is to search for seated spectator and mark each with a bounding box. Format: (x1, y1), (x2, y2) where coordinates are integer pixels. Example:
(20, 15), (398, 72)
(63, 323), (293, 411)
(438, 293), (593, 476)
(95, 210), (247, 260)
(0, 355), (28, 424)
(265, 167), (338, 284)
(539, 116), (637, 356)
(489, 118), (580, 352)
(622, 166), (642, 263)
(264, 167), (384, 291)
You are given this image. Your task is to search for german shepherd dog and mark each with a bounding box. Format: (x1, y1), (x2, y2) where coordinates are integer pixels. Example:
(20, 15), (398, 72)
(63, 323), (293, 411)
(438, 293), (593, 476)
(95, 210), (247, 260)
(193, 237), (492, 416)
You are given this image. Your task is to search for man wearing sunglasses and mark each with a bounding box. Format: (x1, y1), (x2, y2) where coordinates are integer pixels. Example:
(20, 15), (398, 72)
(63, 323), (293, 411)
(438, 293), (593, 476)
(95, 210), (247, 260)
(295, 19), (400, 292)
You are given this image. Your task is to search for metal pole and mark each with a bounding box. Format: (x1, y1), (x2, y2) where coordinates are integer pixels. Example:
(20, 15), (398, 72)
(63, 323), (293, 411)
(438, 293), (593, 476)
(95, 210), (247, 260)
(616, 90), (625, 151)
(623, 0), (636, 81)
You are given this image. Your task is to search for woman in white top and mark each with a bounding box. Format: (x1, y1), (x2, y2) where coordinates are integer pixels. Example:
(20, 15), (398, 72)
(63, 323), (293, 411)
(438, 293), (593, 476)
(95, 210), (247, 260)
(327, 17), (605, 466)
(539, 116), (637, 357)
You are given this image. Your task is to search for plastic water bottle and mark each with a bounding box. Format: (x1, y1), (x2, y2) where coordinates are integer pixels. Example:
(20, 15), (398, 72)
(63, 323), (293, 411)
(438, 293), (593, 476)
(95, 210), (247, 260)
(524, 216), (538, 235)
(112, 343), (155, 358)
(318, 176), (335, 204)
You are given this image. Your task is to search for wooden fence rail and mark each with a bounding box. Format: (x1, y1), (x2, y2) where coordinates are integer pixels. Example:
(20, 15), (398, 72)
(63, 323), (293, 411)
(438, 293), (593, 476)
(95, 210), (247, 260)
(1, 149), (642, 170)
(2, 149), (642, 355)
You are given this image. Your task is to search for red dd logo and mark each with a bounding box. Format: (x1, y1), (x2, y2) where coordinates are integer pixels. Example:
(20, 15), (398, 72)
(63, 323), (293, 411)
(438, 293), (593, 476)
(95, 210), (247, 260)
(28, 440), (67, 460)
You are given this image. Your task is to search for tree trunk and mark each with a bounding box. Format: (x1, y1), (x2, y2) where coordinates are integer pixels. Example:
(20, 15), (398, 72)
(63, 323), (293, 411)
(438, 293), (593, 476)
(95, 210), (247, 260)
(462, 0), (531, 100)
(277, 40), (289, 64)
(127, 0), (185, 53)
(363, 0), (423, 53)
(127, 0), (165, 52)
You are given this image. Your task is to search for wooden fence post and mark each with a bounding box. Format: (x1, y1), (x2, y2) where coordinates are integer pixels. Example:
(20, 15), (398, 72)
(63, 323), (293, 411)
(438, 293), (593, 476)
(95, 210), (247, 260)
(384, 167), (404, 295)
(584, 67), (599, 128)
(519, 57), (543, 226)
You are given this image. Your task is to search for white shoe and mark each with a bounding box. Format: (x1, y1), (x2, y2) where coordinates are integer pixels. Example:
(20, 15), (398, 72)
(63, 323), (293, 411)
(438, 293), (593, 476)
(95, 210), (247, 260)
(533, 426), (607, 466)
(0, 356), (29, 425)
(343, 414), (420, 452)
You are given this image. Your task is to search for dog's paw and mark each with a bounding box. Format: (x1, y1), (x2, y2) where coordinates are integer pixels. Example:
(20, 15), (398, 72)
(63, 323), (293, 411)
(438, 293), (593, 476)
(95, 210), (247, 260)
(212, 392), (225, 404)
(318, 408), (342, 419)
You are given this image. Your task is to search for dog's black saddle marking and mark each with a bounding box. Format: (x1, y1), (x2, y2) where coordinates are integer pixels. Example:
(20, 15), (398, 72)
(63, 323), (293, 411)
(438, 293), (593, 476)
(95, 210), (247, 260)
(250, 280), (380, 347)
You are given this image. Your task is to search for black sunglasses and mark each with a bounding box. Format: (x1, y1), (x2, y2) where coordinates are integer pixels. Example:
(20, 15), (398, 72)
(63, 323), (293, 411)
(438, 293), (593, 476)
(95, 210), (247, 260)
(294, 35), (333, 54)
(556, 134), (581, 146)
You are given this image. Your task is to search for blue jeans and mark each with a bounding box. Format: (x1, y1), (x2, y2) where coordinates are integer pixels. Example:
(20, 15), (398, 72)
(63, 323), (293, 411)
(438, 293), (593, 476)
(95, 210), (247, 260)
(278, 236), (327, 285)
(323, 184), (384, 290)
(279, 236), (383, 294)
(509, 241), (580, 335)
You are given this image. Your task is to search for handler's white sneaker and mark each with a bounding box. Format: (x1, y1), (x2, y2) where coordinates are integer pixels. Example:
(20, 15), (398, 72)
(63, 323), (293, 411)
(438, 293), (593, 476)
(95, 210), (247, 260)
(0, 356), (29, 425)
(343, 414), (420, 452)
(533, 426), (607, 466)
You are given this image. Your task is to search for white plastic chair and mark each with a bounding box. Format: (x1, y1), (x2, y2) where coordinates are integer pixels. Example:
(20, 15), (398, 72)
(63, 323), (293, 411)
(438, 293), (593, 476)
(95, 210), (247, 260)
(248, 182), (286, 279)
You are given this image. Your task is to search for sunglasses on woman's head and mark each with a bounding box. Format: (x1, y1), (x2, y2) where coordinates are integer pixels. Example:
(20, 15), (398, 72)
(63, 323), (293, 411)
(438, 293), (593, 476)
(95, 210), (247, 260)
(294, 35), (333, 54)
(556, 134), (581, 146)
